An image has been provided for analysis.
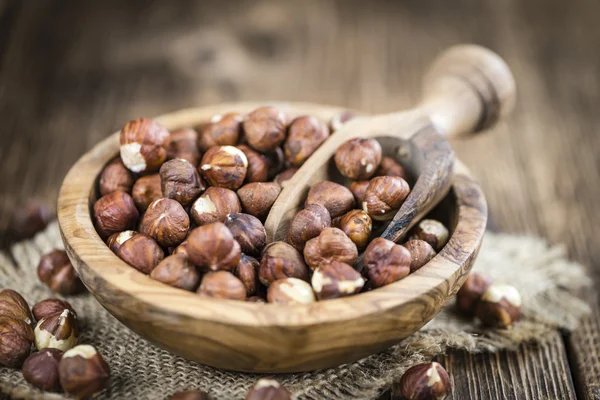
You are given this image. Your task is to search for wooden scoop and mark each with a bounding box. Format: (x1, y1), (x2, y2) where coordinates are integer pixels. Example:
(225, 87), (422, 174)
(265, 45), (516, 245)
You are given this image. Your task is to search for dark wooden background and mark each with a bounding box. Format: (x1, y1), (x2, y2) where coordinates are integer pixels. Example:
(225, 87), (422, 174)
(1, 1), (599, 399)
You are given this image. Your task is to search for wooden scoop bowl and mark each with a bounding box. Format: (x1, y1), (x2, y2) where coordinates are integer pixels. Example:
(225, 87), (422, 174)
(57, 45), (514, 373)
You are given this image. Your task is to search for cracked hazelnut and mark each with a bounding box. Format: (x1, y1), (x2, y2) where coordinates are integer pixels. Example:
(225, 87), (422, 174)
(332, 209), (372, 250)
(312, 260), (364, 300)
(0, 317), (34, 367)
(167, 127), (201, 166)
(0, 289), (33, 325)
(150, 254), (201, 291)
(198, 112), (243, 152)
(349, 180), (370, 205)
(264, 147), (286, 179)
(34, 308), (78, 352)
(116, 233), (164, 274)
(267, 278), (316, 305)
(187, 222), (241, 271)
(362, 176), (410, 221)
(456, 272), (492, 315)
(94, 191), (140, 239)
(198, 271), (247, 301)
(409, 219), (449, 252)
(329, 110), (357, 132)
(235, 255), (260, 296)
(59, 345), (110, 398)
(237, 182), (281, 221)
(304, 227), (358, 269)
(139, 198), (190, 248)
(37, 250), (85, 295)
(246, 378), (292, 400)
(273, 167), (298, 187)
(476, 284), (521, 328)
(160, 158), (206, 207)
(106, 230), (137, 253)
(224, 213), (266, 257)
(191, 187), (241, 226)
(120, 118), (171, 173)
(242, 106), (287, 152)
(363, 238), (411, 288)
(10, 200), (51, 239)
(399, 362), (450, 400)
(200, 145), (248, 189)
(284, 115), (330, 167)
(33, 299), (76, 322)
(98, 158), (134, 196)
(238, 144), (269, 183)
(374, 156), (409, 180)
(22, 348), (63, 391)
(305, 181), (355, 218)
(334, 138), (382, 180)
(287, 204), (331, 251)
(403, 240), (437, 272)
(259, 242), (309, 286)
(169, 390), (210, 400)
(247, 296), (267, 304)
(131, 174), (162, 211)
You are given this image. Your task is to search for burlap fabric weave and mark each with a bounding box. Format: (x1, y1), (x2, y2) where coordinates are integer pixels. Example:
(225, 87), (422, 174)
(0, 222), (592, 399)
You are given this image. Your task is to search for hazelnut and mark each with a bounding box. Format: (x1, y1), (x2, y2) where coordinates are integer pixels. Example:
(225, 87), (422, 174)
(374, 156), (409, 180)
(199, 145), (248, 189)
(287, 204), (331, 251)
(224, 213), (266, 257)
(456, 272), (492, 315)
(131, 174), (162, 211)
(22, 348), (63, 391)
(349, 180), (370, 205)
(246, 378), (292, 400)
(312, 261), (364, 300)
(247, 296), (267, 304)
(399, 362), (451, 400)
(0, 317), (33, 367)
(33, 299), (77, 322)
(334, 138), (382, 180)
(197, 271), (247, 301)
(169, 390), (210, 400)
(273, 167), (298, 187)
(242, 106), (288, 152)
(284, 115), (330, 166)
(362, 176), (410, 221)
(329, 110), (357, 132)
(139, 198), (190, 248)
(191, 187), (241, 226)
(0, 289), (33, 325)
(106, 230), (138, 253)
(98, 158), (134, 196)
(363, 238), (411, 288)
(167, 127), (201, 166)
(238, 144), (269, 183)
(59, 344), (110, 398)
(303, 227), (358, 269)
(160, 158), (206, 207)
(150, 254), (201, 291)
(237, 182), (281, 221)
(37, 250), (85, 295)
(409, 219), (449, 252)
(115, 233), (164, 274)
(259, 242), (309, 286)
(267, 278), (316, 305)
(403, 240), (437, 272)
(187, 222), (241, 271)
(93, 191), (139, 239)
(10, 200), (51, 239)
(119, 118), (171, 173)
(332, 209), (372, 250)
(198, 112), (242, 152)
(172, 240), (190, 257)
(264, 146), (286, 179)
(34, 308), (78, 352)
(234, 255), (260, 296)
(305, 181), (355, 218)
(476, 284), (521, 328)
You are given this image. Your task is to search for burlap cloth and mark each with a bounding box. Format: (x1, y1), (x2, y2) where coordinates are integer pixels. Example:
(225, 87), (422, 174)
(0, 222), (592, 399)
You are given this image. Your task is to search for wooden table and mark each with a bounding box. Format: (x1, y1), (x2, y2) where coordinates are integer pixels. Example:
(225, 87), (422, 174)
(1, 1), (598, 398)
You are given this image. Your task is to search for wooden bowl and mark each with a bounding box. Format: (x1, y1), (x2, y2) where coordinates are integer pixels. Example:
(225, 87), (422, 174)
(58, 102), (487, 373)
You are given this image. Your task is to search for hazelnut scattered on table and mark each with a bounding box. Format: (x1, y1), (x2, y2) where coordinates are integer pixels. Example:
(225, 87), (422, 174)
(399, 361), (450, 400)
(0, 316), (34, 367)
(456, 272), (491, 315)
(34, 307), (78, 352)
(21, 348), (63, 392)
(10, 200), (52, 239)
(32, 299), (77, 322)
(246, 378), (292, 400)
(476, 283), (521, 328)
(58, 344), (110, 398)
(37, 250), (85, 295)
(169, 389), (211, 400)
(0, 289), (33, 324)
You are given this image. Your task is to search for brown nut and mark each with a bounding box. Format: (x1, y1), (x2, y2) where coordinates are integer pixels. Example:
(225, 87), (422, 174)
(409, 219), (449, 252)
(131, 174), (162, 211)
(172, 240), (190, 258)
(0, 316), (34, 367)
(237, 182), (281, 221)
(33, 299), (76, 322)
(116, 233), (164, 274)
(59, 345), (110, 398)
(186, 222), (241, 271)
(235, 255), (260, 296)
(242, 106), (287, 152)
(34, 308), (78, 352)
(334, 138), (382, 180)
(160, 158), (206, 207)
(10, 200), (51, 240)
(264, 146), (286, 179)
(22, 348), (63, 391)
(259, 242), (309, 286)
(363, 238), (411, 288)
(303, 227), (358, 269)
(312, 261), (364, 300)
(106, 230), (138, 253)
(332, 209), (372, 250)
(197, 271), (247, 301)
(284, 115), (330, 167)
(139, 198), (190, 248)
(37, 250), (85, 295)
(0, 289), (33, 325)
(267, 278), (316, 305)
(329, 110), (358, 132)
(305, 181), (355, 218)
(287, 204), (331, 251)
(198, 112), (243, 152)
(199, 145), (248, 189)
(246, 378), (292, 400)
(98, 158), (134, 196)
(362, 176), (410, 221)
(374, 156), (409, 180)
(224, 213), (266, 257)
(166, 127), (201, 166)
(399, 361), (450, 400)
(273, 167), (298, 188)
(456, 272), (492, 315)
(403, 240), (437, 272)
(247, 296), (267, 304)
(119, 118), (171, 173)
(150, 254), (201, 291)
(169, 390), (210, 400)
(475, 284), (521, 328)
(349, 180), (370, 205)
(238, 144), (268, 183)
(93, 191), (139, 239)
(191, 187), (241, 226)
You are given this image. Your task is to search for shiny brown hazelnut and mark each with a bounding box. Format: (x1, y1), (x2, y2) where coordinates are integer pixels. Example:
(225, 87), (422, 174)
(399, 362), (450, 400)
(329, 110), (358, 132)
(224, 213), (266, 257)
(190, 187), (241, 226)
(119, 118), (171, 173)
(198, 112), (243, 152)
(234, 255), (260, 296)
(475, 284), (521, 328)
(0, 316), (34, 367)
(303, 227), (358, 270)
(10, 200), (52, 239)
(199, 145), (248, 189)
(273, 167), (298, 188)
(131, 174), (162, 211)
(37, 250), (85, 295)
(237, 182), (281, 221)
(305, 181), (355, 218)
(259, 242), (309, 286)
(59, 345), (110, 398)
(349, 180), (370, 205)
(160, 158), (206, 207)
(246, 378), (292, 400)
(116, 233), (164, 274)
(106, 230), (138, 253)
(172, 240), (190, 257)
(197, 271), (247, 301)
(150, 254), (201, 291)
(362, 176), (410, 221)
(456, 272), (492, 315)
(284, 116), (330, 167)
(139, 198), (190, 248)
(334, 138), (382, 180)
(332, 209), (372, 250)
(409, 219), (449, 252)
(22, 348), (63, 391)
(264, 146), (286, 179)
(247, 296), (267, 304)
(403, 240), (437, 272)
(168, 390), (210, 400)
(166, 127), (201, 166)
(98, 158), (134, 196)
(312, 260), (364, 300)
(0, 289), (33, 325)
(374, 156), (409, 180)
(186, 222), (241, 271)
(287, 204), (331, 251)
(33, 299), (76, 322)
(34, 308), (78, 352)
(238, 144), (268, 183)
(267, 278), (316, 305)
(93, 191), (139, 239)
(363, 238), (411, 288)
(242, 106), (288, 152)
